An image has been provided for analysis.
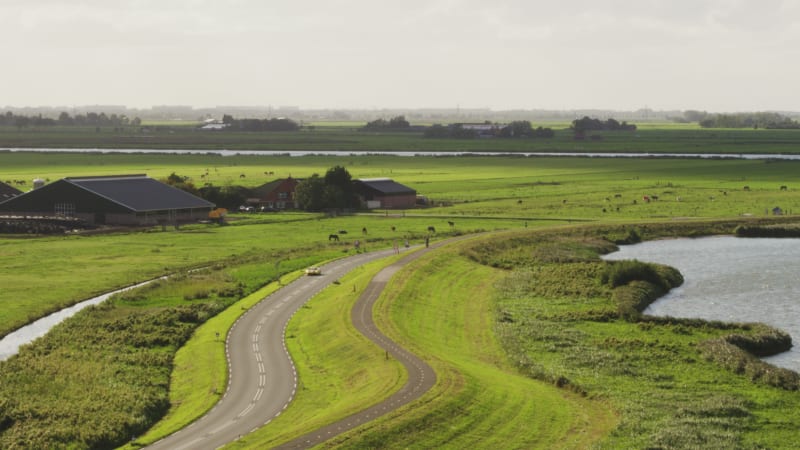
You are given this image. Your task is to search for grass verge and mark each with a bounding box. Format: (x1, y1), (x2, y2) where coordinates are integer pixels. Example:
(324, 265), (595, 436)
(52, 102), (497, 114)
(321, 239), (617, 449)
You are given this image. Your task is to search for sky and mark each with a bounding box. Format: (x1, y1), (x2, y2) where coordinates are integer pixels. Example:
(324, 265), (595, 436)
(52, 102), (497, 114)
(3, 0), (799, 112)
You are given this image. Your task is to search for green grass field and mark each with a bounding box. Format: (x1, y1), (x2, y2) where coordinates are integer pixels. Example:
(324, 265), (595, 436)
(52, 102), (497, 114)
(3, 123), (800, 153)
(1, 147), (800, 449)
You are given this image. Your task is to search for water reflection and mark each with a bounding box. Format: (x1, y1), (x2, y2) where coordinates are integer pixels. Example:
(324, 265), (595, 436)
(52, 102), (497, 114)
(0, 279), (156, 361)
(603, 236), (800, 372)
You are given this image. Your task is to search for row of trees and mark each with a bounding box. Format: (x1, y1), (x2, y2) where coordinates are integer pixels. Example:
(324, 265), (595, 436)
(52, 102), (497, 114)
(361, 115), (411, 130)
(424, 121), (554, 139)
(698, 112), (800, 129)
(295, 166), (358, 211)
(220, 115), (300, 131)
(0, 111), (141, 128)
(163, 166), (359, 212)
(163, 173), (249, 209)
(571, 116), (637, 132)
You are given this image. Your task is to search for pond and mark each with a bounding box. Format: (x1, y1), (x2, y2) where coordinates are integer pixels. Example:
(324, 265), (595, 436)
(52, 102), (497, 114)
(603, 236), (800, 372)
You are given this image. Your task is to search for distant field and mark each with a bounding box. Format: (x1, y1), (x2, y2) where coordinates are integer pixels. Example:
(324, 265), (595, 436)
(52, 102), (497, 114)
(2, 123), (800, 153)
(2, 152), (798, 221)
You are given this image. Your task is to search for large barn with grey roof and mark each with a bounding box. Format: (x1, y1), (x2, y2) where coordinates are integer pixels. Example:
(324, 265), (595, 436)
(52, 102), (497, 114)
(0, 174), (214, 226)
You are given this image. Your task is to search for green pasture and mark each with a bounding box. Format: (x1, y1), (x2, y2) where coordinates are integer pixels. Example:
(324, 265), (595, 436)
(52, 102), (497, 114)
(2, 152), (799, 223)
(3, 123), (800, 153)
(0, 214), (513, 340)
(2, 153), (799, 339)
(2, 151), (800, 448)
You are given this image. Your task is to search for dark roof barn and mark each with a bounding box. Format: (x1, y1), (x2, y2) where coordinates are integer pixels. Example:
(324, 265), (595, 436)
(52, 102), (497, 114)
(0, 174), (214, 226)
(0, 181), (23, 203)
(354, 178), (417, 209)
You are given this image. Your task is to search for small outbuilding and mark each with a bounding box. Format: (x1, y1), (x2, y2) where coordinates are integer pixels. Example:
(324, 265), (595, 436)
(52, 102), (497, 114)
(354, 178), (417, 209)
(0, 174), (214, 226)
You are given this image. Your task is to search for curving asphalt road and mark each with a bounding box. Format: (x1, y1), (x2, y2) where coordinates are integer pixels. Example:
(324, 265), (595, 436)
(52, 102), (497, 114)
(275, 244), (444, 449)
(145, 248), (398, 450)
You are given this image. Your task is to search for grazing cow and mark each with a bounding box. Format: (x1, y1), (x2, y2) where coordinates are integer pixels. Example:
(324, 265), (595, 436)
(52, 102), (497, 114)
(328, 234), (339, 241)
(650, 195), (659, 201)
(517, 199), (523, 204)
(239, 173), (246, 179)
(743, 186), (751, 191)
(362, 227), (368, 235)
(780, 185), (788, 191)
(643, 195), (650, 203)
(427, 226), (436, 234)
(447, 221), (455, 228)
(391, 226), (396, 232)
(338, 230), (348, 234)
(614, 193), (622, 198)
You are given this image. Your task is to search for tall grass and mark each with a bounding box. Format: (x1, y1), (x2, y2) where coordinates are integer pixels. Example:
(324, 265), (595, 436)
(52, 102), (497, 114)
(477, 226), (800, 448)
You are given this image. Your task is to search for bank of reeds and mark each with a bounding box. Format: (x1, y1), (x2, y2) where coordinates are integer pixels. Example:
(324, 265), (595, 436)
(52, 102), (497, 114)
(735, 223), (800, 238)
(477, 222), (800, 448)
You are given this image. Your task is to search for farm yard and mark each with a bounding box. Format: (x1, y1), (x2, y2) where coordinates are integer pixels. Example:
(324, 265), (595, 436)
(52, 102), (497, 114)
(1, 131), (800, 449)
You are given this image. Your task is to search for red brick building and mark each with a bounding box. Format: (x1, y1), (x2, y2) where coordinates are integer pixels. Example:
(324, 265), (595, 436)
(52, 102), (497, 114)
(247, 177), (301, 210)
(354, 178), (416, 209)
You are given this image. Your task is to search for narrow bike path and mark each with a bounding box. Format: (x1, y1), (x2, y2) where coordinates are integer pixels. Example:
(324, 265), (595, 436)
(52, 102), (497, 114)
(276, 238), (462, 449)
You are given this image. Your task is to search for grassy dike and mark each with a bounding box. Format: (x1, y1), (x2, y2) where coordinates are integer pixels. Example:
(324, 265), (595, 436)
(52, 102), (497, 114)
(320, 237), (618, 449)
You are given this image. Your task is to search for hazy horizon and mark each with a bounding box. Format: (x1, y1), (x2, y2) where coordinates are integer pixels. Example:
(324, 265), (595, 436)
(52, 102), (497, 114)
(4, 1), (798, 112)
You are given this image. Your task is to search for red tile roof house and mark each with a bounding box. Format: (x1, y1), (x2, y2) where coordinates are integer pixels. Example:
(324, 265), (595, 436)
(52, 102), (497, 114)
(247, 177), (301, 210)
(0, 174), (214, 227)
(354, 178), (417, 209)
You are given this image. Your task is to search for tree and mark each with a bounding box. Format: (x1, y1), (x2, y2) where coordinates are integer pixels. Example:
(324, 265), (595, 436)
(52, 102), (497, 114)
(162, 172), (199, 196)
(362, 115), (411, 130)
(499, 121), (534, 138)
(295, 174), (327, 211)
(324, 165), (355, 209)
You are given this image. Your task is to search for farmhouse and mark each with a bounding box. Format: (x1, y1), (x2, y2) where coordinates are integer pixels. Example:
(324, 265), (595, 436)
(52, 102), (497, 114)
(0, 174), (214, 226)
(0, 181), (23, 202)
(354, 178), (417, 209)
(247, 177), (300, 210)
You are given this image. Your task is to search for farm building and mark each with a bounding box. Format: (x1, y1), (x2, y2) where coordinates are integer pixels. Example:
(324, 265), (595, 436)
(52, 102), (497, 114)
(354, 178), (417, 209)
(0, 174), (214, 226)
(0, 181), (23, 203)
(247, 177), (301, 210)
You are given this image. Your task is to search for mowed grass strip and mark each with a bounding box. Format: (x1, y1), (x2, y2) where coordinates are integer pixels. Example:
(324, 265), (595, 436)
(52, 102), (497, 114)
(226, 257), (408, 448)
(323, 240), (616, 449)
